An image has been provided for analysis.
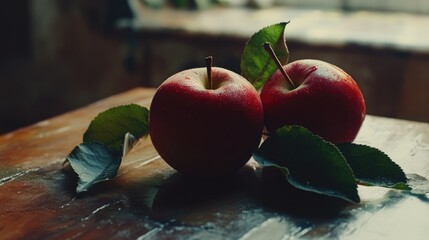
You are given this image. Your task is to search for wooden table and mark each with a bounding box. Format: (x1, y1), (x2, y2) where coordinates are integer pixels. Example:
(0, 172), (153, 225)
(1, 87), (428, 239)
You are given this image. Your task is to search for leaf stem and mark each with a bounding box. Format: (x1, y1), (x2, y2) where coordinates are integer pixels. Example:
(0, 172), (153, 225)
(205, 56), (213, 89)
(262, 131), (270, 138)
(263, 42), (295, 89)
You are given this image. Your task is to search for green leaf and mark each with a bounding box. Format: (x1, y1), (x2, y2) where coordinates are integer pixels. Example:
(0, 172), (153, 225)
(83, 104), (150, 152)
(66, 142), (122, 193)
(337, 143), (409, 190)
(240, 22), (289, 90)
(253, 125), (360, 203)
(65, 132), (139, 193)
(64, 104), (149, 193)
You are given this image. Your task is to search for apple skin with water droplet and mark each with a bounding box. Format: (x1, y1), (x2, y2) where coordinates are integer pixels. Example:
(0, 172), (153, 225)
(260, 59), (366, 144)
(150, 67), (264, 177)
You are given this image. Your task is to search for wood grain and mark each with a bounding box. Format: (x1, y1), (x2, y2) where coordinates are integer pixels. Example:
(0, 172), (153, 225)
(1, 87), (428, 239)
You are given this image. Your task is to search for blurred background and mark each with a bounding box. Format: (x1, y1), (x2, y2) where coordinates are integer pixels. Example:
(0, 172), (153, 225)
(2, 0), (429, 134)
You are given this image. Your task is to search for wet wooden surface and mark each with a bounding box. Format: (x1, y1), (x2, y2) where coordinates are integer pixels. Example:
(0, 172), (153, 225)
(1, 87), (429, 239)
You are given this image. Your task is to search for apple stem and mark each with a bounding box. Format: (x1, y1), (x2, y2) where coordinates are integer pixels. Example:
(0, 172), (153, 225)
(205, 56), (213, 89)
(263, 42), (295, 89)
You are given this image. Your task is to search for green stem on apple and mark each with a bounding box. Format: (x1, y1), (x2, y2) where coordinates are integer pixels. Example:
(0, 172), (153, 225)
(205, 56), (213, 89)
(263, 42), (296, 89)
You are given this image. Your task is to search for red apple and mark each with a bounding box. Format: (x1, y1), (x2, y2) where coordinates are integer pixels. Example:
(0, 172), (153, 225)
(149, 58), (264, 177)
(260, 57), (366, 144)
